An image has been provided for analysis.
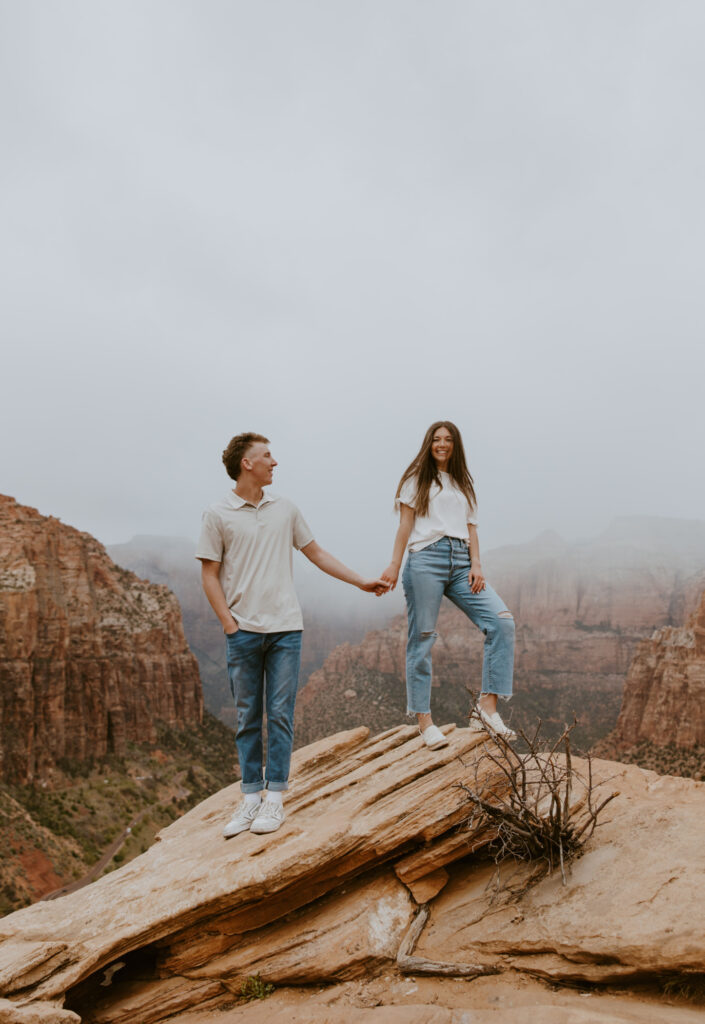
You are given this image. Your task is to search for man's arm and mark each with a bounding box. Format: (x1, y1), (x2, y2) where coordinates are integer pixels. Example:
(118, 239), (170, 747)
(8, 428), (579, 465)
(300, 541), (389, 595)
(199, 559), (239, 633)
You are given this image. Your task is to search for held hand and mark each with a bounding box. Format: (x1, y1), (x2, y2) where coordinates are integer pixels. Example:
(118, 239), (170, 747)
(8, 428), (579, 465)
(468, 565), (486, 594)
(359, 577), (392, 596)
(380, 564), (399, 591)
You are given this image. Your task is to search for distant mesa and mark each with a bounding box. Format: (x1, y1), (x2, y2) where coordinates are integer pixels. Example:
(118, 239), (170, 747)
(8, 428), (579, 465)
(530, 527), (566, 547)
(598, 513), (705, 553)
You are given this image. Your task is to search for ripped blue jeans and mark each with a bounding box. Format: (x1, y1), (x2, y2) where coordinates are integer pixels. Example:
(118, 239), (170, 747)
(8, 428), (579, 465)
(402, 536), (515, 715)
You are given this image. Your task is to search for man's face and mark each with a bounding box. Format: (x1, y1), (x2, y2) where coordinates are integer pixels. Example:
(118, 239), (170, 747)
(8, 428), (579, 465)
(242, 442), (277, 485)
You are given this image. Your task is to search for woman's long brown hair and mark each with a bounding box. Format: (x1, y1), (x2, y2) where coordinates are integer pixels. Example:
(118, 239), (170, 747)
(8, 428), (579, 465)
(396, 421), (477, 518)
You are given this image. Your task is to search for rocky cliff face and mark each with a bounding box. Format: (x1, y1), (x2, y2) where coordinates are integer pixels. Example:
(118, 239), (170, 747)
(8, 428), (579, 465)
(608, 587), (705, 750)
(0, 496), (203, 785)
(1, 724), (704, 1023)
(296, 520), (705, 750)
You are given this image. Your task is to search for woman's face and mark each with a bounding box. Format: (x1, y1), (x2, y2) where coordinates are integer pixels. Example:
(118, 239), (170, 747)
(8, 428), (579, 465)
(431, 427), (453, 468)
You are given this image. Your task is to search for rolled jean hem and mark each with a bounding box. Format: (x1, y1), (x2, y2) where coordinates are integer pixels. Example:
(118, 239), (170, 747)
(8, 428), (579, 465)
(265, 780), (289, 792)
(406, 708), (431, 716)
(241, 780), (264, 794)
(479, 690), (513, 701)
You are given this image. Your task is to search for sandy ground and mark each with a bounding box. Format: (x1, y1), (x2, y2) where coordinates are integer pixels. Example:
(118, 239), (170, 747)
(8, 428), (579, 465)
(167, 971), (705, 1023)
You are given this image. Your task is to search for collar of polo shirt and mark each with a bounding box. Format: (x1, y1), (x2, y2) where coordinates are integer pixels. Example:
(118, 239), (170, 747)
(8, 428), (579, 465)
(226, 491), (279, 510)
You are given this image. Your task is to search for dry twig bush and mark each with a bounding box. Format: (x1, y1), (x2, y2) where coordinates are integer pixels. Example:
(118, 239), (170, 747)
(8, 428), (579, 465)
(394, 709), (621, 981)
(460, 702), (619, 886)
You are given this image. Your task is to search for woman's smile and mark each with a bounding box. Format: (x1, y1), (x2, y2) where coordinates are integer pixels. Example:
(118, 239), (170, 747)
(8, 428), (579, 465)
(432, 428), (453, 465)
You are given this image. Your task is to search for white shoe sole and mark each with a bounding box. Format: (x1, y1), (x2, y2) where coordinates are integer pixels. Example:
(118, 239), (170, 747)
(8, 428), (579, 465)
(425, 738), (449, 750)
(250, 819), (284, 834)
(469, 712), (516, 741)
(419, 725), (449, 750)
(223, 820), (255, 838)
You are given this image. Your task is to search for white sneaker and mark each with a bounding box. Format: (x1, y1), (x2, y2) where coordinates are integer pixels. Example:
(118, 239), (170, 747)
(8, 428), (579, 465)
(222, 800), (261, 838)
(250, 798), (286, 834)
(469, 707), (516, 740)
(419, 724), (449, 750)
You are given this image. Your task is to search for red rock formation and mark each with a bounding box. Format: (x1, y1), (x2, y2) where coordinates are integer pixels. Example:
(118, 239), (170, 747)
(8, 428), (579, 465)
(611, 588), (705, 749)
(0, 496), (202, 785)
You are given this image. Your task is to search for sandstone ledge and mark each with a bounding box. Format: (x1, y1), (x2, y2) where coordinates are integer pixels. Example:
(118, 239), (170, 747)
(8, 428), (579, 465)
(415, 763), (705, 983)
(1, 726), (704, 1024)
(0, 725), (500, 1022)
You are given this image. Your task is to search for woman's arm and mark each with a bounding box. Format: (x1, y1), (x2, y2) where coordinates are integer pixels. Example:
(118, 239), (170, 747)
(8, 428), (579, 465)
(467, 524), (486, 593)
(381, 504), (415, 590)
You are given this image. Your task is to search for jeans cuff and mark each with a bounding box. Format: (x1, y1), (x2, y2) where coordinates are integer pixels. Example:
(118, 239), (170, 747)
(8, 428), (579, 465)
(241, 780), (265, 794)
(265, 780), (289, 792)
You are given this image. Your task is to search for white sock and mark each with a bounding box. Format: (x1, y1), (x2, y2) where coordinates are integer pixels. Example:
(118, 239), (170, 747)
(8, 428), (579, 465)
(244, 793), (262, 809)
(266, 791), (283, 807)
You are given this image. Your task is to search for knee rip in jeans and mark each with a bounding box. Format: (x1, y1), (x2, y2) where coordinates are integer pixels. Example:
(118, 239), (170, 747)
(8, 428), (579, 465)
(498, 611), (513, 620)
(418, 630), (438, 640)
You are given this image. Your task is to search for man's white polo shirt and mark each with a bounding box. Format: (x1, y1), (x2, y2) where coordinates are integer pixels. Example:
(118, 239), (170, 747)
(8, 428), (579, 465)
(196, 491), (314, 633)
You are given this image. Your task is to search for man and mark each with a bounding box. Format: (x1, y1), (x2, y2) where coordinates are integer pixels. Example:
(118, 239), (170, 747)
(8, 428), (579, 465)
(196, 432), (387, 838)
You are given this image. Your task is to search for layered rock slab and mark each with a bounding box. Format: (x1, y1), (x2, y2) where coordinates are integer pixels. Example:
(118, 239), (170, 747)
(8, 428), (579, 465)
(0, 725), (498, 1022)
(415, 760), (705, 982)
(160, 870), (414, 984)
(161, 973), (705, 1024)
(3, 727), (704, 1022)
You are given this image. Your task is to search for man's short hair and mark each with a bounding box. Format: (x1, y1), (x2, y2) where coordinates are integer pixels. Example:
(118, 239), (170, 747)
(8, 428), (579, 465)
(222, 433), (270, 480)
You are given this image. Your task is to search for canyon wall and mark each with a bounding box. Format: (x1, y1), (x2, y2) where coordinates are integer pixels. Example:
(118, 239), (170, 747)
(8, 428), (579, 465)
(608, 587), (705, 750)
(0, 496), (203, 785)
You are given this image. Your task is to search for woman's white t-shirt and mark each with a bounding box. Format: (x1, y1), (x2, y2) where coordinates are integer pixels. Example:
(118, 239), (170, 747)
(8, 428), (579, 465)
(396, 473), (478, 552)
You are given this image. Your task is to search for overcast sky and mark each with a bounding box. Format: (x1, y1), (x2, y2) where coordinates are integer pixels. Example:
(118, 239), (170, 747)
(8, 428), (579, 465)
(2, 1), (704, 574)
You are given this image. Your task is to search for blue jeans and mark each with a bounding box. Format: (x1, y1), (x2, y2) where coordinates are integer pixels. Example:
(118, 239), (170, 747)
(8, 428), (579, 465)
(225, 629), (302, 793)
(402, 536), (515, 714)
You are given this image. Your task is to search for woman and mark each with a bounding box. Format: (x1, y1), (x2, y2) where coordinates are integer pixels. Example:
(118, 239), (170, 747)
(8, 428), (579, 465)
(381, 421), (516, 748)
